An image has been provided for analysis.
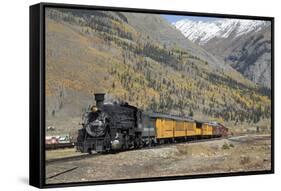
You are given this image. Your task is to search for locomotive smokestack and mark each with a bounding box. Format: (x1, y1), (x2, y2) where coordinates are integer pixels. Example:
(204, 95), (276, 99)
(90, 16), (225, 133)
(94, 93), (105, 109)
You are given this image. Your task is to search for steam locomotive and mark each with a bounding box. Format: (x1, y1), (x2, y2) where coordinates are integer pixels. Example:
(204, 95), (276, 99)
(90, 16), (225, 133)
(76, 94), (228, 154)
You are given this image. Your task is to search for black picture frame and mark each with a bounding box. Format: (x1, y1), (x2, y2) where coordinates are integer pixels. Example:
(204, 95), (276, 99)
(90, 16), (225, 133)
(30, 2), (274, 188)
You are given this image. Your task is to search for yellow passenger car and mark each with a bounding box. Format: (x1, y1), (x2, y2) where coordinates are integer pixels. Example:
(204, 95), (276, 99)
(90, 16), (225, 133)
(185, 121), (197, 136)
(201, 123), (213, 136)
(174, 120), (185, 137)
(147, 113), (218, 141)
(155, 118), (174, 138)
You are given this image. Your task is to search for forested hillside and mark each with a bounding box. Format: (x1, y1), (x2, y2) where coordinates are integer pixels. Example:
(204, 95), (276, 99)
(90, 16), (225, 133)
(45, 8), (271, 135)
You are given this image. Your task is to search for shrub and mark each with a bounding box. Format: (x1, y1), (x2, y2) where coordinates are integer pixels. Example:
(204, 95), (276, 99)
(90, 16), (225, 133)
(222, 143), (230, 150)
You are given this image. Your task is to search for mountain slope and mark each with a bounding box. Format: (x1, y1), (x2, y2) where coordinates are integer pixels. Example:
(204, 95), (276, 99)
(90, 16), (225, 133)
(124, 13), (228, 71)
(45, 8), (271, 135)
(173, 19), (268, 45)
(225, 26), (271, 88)
(173, 18), (272, 88)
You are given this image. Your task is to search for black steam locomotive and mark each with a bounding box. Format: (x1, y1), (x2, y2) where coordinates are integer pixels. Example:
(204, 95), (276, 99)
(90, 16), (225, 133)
(76, 93), (228, 154)
(76, 93), (145, 153)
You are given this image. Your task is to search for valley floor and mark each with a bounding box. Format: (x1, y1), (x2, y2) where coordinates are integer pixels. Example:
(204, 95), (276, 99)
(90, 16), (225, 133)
(45, 134), (271, 184)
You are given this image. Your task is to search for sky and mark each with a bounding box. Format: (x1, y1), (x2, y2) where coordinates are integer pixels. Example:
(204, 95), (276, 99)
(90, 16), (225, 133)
(162, 14), (219, 23)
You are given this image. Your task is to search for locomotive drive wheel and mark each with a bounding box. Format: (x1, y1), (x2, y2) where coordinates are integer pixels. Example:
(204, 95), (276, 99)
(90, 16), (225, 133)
(104, 132), (111, 151)
(134, 134), (143, 149)
(87, 149), (92, 154)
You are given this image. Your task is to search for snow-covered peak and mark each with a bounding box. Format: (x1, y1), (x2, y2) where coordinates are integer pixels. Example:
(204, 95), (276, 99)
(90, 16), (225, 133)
(173, 18), (269, 45)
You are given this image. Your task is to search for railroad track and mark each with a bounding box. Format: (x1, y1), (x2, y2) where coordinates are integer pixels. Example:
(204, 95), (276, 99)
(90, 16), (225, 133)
(45, 143), (74, 150)
(138, 136), (226, 152)
(46, 152), (101, 165)
(227, 134), (271, 143)
(46, 136), (226, 165)
(46, 134), (270, 165)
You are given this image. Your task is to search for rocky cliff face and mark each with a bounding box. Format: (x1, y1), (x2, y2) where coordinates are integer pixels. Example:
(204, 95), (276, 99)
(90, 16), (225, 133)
(173, 18), (272, 88)
(226, 26), (271, 88)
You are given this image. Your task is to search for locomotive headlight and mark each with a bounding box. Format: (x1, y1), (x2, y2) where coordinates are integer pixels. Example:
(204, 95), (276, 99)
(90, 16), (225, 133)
(111, 140), (121, 150)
